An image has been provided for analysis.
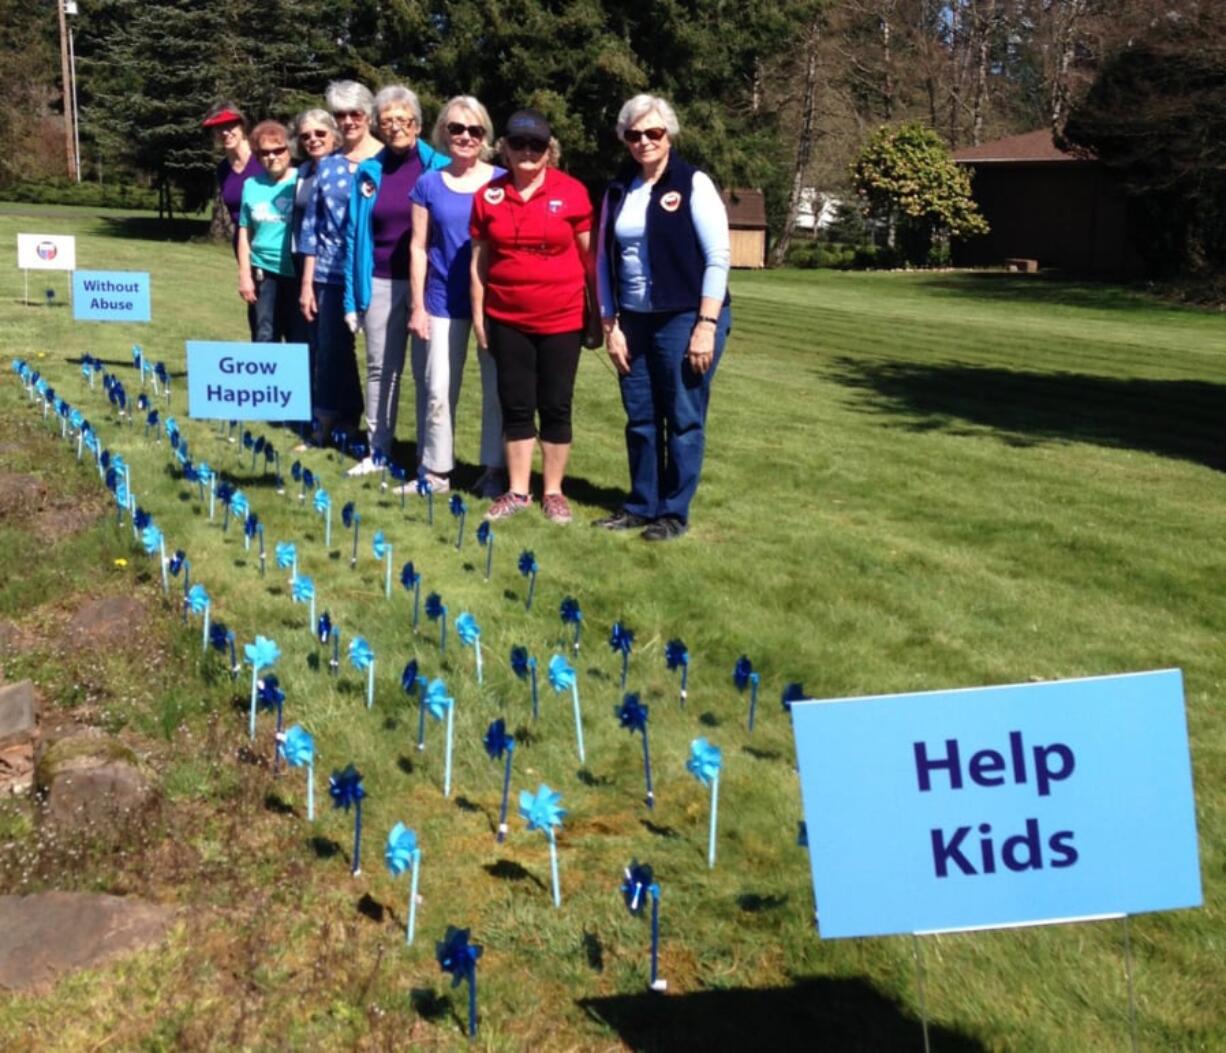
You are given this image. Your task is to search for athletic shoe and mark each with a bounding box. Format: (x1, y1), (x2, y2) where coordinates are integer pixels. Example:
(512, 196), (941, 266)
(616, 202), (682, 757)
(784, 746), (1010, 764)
(484, 491), (532, 521)
(641, 516), (688, 541)
(345, 455), (380, 478)
(420, 471), (451, 494)
(592, 510), (649, 531)
(542, 492), (572, 525)
(474, 467), (507, 500)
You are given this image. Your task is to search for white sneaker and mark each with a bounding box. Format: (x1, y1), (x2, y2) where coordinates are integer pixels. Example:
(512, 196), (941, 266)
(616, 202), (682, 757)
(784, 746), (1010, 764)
(345, 455), (380, 478)
(421, 471), (450, 494)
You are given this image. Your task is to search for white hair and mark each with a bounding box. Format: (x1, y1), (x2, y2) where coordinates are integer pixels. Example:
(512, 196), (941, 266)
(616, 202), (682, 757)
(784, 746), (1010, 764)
(325, 80), (374, 120)
(373, 84), (423, 126)
(433, 95), (496, 160)
(615, 94), (680, 139)
(290, 109), (339, 161)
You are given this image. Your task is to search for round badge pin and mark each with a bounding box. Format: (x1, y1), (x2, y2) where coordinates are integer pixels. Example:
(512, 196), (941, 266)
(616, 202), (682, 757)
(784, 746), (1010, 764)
(660, 191), (682, 213)
(484, 186), (506, 205)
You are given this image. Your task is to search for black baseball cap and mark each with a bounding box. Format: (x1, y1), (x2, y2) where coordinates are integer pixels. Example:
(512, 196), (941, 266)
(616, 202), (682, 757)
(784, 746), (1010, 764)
(505, 109), (551, 141)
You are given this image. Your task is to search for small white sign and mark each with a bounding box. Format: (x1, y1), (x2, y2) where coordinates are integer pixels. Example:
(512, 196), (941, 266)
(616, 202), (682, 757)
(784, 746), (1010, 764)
(17, 233), (77, 271)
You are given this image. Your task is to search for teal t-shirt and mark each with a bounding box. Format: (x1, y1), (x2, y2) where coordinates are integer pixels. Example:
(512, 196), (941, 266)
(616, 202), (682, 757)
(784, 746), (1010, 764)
(239, 169), (297, 276)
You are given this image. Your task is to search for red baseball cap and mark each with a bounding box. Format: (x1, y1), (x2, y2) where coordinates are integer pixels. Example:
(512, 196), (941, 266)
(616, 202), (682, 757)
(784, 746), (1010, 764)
(202, 108), (243, 129)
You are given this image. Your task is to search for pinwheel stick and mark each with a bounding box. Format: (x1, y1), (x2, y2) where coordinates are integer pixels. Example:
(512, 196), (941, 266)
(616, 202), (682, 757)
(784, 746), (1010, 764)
(570, 683), (586, 765)
(642, 729), (654, 810)
(497, 745), (513, 843)
(407, 852), (420, 945)
(467, 965), (478, 1038)
(331, 631), (340, 676)
(202, 602), (210, 652)
(650, 890), (665, 991)
(439, 610), (448, 655)
(525, 570), (536, 611)
(707, 772), (720, 869)
(426, 490), (434, 525)
(474, 640), (483, 685)
(352, 800), (363, 876)
(679, 665), (688, 707)
(417, 695), (427, 751)
(484, 535), (493, 580)
(258, 527), (266, 576)
(748, 676), (759, 733)
(530, 662), (539, 721)
(548, 829), (562, 908)
(208, 477), (216, 522)
(306, 763), (315, 821)
(443, 701), (455, 798)
(158, 538), (169, 595)
(309, 594), (316, 632)
(248, 667), (260, 739)
(384, 548), (393, 599)
(412, 581), (421, 631)
(350, 519), (359, 569)
(572, 621), (582, 653)
(455, 509), (465, 549)
(228, 638), (238, 681)
(366, 661), (376, 710)
(325, 506), (332, 549)
(621, 651), (629, 692)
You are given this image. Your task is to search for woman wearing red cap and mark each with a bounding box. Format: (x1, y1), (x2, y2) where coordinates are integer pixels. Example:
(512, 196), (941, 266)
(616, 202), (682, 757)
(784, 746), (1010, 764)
(204, 100), (262, 338)
(470, 109), (595, 525)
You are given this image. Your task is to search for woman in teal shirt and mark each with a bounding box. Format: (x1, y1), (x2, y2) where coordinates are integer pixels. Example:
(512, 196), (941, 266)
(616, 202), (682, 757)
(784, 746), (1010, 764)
(238, 120), (299, 342)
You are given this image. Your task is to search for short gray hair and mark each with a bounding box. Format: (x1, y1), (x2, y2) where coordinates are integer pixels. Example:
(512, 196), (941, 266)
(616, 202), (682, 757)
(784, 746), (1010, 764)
(373, 84), (423, 127)
(291, 108), (339, 161)
(615, 94), (680, 140)
(326, 80), (374, 120)
(433, 95), (495, 160)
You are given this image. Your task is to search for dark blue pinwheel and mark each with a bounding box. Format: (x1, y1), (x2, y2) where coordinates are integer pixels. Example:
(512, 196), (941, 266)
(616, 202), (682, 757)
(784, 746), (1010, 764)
(257, 674), (286, 770)
(341, 502), (360, 568)
(517, 549), (538, 610)
(317, 610), (333, 645)
(242, 429), (254, 454)
(665, 639), (689, 707)
(252, 433), (266, 472)
(133, 507), (151, 532)
(510, 645), (539, 720)
(476, 520), (493, 579)
(609, 621), (635, 690)
(210, 622), (239, 680)
(620, 860), (665, 991)
(483, 718), (515, 843)
(389, 463), (409, 510)
(560, 596), (582, 652)
(402, 658), (429, 749)
(425, 592), (447, 655)
(616, 693), (654, 809)
(734, 655), (761, 732)
(781, 682), (806, 713)
(401, 561), (422, 630)
(416, 469), (435, 524)
(244, 511), (259, 553)
(216, 482), (235, 532)
(450, 493), (467, 549)
(328, 763), (366, 875)
(437, 926), (483, 1038)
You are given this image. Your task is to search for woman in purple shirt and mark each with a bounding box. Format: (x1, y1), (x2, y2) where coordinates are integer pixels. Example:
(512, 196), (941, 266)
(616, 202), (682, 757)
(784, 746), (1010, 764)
(409, 95), (506, 496)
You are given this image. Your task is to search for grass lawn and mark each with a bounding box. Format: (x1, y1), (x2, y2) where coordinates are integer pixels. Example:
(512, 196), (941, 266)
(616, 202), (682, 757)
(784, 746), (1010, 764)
(0, 207), (1224, 1051)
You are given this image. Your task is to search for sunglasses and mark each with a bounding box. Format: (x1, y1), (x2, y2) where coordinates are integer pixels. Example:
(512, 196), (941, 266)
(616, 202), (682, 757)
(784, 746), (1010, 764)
(333, 110), (366, 121)
(446, 122), (486, 140)
(624, 127), (668, 144)
(257, 146), (288, 158)
(299, 129), (330, 142)
(507, 136), (548, 153)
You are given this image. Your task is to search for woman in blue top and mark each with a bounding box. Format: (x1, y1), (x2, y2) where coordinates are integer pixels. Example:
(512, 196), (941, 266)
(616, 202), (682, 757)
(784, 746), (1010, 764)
(342, 84), (449, 476)
(299, 81), (382, 444)
(237, 120), (299, 343)
(408, 95), (506, 496)
(595, 94), (731, 542)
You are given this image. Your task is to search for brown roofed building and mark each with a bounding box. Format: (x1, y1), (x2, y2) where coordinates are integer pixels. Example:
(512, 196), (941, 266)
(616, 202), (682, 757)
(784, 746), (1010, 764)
(952, 130), (1142, 275)
(721, 189), (767, 269)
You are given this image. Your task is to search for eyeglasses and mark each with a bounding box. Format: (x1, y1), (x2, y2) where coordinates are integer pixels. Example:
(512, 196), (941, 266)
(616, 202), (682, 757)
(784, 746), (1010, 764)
(506, 136), (548, 153)
(333, 110), (366, 122)
(257, 146), (288, 158)
(446, 122), (486, 140)
(624, 127), (668, 144)
(299, 129), (330, 142)
(378, 116), (417, 130)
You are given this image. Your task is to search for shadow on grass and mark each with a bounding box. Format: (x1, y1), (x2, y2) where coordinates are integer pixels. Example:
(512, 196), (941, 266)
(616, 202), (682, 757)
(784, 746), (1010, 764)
(484, 858), (546, 889)
(916, 271), (1169, 313)
(96, 215), (211, 242)
(829, 357), (1226, 472)
(578, 976), (986, 1052)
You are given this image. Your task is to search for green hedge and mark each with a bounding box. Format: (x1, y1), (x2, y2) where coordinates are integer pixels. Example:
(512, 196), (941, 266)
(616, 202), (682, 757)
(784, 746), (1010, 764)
(1, 180), (161, 211)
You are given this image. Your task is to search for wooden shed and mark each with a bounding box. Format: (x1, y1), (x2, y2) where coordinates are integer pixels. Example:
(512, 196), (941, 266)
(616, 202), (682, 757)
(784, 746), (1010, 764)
(721, 188), (767, 269)
(951, 130), (1143, 275)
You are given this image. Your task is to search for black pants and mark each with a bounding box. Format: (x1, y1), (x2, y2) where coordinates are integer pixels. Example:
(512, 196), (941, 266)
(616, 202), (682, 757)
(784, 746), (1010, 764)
(486, 317), (582, 444)
(253, 270), (299, 343)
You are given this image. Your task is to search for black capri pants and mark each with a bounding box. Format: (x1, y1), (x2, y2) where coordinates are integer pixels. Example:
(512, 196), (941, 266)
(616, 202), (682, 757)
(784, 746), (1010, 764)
(486, 317), (583, 444)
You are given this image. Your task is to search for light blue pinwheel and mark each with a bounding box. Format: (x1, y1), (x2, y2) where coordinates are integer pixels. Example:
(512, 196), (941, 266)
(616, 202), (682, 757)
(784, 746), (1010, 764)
(292, 574), (317, 631)
(139, 522), (169, 595)
(520, 784), (567, 907)
(665, 639), (690, 707)
(372, 530), (393, 598)
(313, 488), (332, 547)
(686, 737), (723, 868)
(229, 489), (249, 527)
(455, 611), (483, 684)
(385, 822), (421, 944)
(275, 540), (297, 579)
(548, 654), (584, 764)
(517, 549), (539, 610)
(423, 678), (456, 797)
(349, 635), (376, 710)
(243, 635), (281, 740)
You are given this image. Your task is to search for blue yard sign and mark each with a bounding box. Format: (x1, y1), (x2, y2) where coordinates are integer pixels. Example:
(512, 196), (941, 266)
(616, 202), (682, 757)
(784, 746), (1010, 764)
(186, 341), (311, 422)
(72, 270), (151, 322)
(792, 670), (1202, 939)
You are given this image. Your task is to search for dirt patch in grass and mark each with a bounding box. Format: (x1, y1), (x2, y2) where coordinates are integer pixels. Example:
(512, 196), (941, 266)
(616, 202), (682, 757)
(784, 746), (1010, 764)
(0, 469), (107, 540)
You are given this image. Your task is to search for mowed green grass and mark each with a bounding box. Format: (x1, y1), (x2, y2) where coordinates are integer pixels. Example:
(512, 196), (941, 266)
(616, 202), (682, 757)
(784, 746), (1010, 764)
(1, 210), (1225, 1051)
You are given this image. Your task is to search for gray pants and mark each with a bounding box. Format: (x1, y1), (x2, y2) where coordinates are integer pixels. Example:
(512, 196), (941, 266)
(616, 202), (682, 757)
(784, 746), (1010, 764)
(412, 314), (505, 473)
(362, 276), (412, 457)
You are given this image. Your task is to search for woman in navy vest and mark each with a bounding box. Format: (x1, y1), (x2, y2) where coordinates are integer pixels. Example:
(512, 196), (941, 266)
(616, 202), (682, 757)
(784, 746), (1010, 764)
(594, 94), (731, 541)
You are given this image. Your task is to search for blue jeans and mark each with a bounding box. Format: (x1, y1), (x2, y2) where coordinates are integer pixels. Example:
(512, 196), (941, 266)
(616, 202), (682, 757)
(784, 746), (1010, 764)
(313, 282), (363, 423)
(618, 306), (729, 523)
(252, 271), (298, 343)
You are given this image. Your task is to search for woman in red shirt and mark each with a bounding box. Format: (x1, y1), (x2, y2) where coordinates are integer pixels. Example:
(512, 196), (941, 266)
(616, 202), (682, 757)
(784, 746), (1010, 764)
(470, 109), (595, 525)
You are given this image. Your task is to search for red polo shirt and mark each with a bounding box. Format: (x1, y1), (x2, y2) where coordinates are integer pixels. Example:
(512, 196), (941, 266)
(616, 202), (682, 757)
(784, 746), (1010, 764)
(470, 167), (592, 334)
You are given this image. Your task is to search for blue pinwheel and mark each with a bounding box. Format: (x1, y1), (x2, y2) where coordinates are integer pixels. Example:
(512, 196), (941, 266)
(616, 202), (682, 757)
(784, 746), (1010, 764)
(781, 682), (807, 713)
(483, 718), (515, 843)
(385, 823), (421, 944)
(620, 860), (666, 991)
(548, 654), (585, 763)
(186, 582), (210, 648)
(389, 463), (409, 510)
(425, 592), (447, 655)
(616, 693), (654, 809)
(609, 621), (635, 690)
(510, 645), (539, 720)
(415, 470), (435, 524)
(687, 738), (723, 868)
(243, 635), (280, 740)
(313, 488), (332, 548)
(216, 481), (235, 530)
(210, 622), (239, 679)
(349, 636), (376, 709)
(372, 530), (393, 598)
(517, 549), (539, 610)
(139, 522), (162, 556)
(734, 655), (761, 732)
(476, 520), (493, 579)
(402, 658), (429, 749)
(560, 596), (582, 652)
(244, 511), (259, 553)
(341, 502), (360, 568)
(229, 491), (249, 532)
(401, 561), (421, 630)
(455, 612), (483, 684)
(450, 493), (467, 548)
(423, 678), (456, 797)
(329, 763), (366, 875)
(302, 466), (315, 491)
(257, 674), (286, 769)
(665, 639), (690, 707)
(275, 541), (297, 579)
(291, 574), (316, 631)
(520, 784), (567, 907)
(317, 610), (333, 645)
(437, 926), (482, 1038)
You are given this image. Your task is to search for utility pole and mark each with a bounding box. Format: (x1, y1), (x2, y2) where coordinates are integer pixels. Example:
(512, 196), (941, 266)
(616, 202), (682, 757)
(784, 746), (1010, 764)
(57, 0), (78, 181)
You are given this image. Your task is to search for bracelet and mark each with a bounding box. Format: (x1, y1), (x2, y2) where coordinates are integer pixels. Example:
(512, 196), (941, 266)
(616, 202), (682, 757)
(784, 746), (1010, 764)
(696, 314), (719, 326)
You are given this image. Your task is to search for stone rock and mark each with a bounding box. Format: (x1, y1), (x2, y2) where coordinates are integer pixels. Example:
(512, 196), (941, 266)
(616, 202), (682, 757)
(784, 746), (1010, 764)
(36, 733), (154, 828)
(66, 596), (146, 650)
(0, 680), (37, 749)
(0, 891), (174, 992)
